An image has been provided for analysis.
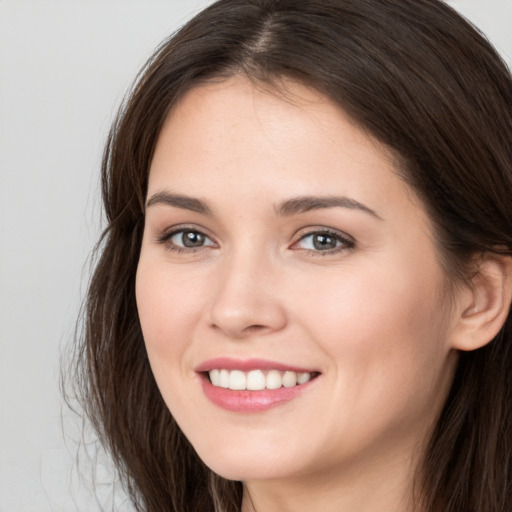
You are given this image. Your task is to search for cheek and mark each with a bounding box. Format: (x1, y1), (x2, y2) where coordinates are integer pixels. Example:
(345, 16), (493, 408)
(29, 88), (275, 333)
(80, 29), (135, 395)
(293, 257), (451, 403)
(296, 261), (441, 341)
(136, 255), (203, 338)
(135, 257), (212, 424)
(135, 256), (208, 382)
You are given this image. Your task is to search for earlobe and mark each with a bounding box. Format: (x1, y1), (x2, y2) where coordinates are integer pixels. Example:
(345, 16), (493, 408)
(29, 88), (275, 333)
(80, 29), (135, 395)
(451, 254), (512, 352)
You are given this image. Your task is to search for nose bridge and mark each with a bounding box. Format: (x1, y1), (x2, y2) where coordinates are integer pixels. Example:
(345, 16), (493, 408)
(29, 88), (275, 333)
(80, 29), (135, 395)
(208, 241), (287, 338)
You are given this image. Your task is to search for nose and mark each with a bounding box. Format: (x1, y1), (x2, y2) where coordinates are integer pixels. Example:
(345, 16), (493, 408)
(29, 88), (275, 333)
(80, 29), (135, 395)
(208, 249), (288, 339)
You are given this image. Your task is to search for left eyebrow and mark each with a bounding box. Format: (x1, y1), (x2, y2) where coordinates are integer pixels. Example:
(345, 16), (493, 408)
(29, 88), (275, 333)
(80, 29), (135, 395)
(275, 195), (382, 219)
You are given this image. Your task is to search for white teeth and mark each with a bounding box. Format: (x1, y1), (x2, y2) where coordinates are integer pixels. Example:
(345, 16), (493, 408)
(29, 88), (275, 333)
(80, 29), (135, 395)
(297, 372), (312, 385)
(266, 370), (283, 389)
(282, 371), (297, 388)
(207, 369), (315, 390)
(210, 369), (220, 386)
(229, 370), (246, 390)
(246, 370), (266, 390)
(219, 369), (230, 388)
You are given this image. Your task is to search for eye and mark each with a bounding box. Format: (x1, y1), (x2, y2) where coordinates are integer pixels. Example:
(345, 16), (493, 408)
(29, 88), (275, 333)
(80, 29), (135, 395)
(157, 227), (217, 252)
(170, 230), (215, 248)
(293, 229), (354, 254)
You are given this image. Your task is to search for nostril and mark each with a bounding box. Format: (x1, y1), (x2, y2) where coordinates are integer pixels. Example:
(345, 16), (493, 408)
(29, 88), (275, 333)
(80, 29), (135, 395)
(242, 324), (268, 334)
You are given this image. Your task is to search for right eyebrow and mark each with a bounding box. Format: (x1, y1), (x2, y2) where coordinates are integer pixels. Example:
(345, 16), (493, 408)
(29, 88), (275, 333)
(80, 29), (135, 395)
(146, 191), (213, 216)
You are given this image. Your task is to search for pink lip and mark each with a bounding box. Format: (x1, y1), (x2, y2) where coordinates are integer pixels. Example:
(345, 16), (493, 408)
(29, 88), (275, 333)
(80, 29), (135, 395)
(195, 357), (316, 374)
(199, 376), (317, 413)
(195, 358), (319, 413)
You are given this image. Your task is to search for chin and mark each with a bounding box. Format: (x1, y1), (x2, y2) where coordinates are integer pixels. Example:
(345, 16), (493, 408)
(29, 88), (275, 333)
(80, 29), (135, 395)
(194, 441), (303, 482)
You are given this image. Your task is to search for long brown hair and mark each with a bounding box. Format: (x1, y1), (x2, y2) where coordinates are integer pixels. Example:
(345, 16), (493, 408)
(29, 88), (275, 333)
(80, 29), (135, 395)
(73, 1), (512, 510)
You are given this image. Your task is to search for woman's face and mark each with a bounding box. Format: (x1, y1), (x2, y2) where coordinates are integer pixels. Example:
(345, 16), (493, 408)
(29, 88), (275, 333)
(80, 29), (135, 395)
(136, 77), (460, 484)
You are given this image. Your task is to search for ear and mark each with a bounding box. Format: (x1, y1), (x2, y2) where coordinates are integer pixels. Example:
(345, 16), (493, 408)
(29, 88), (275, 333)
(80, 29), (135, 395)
(450, 253), (512, 351)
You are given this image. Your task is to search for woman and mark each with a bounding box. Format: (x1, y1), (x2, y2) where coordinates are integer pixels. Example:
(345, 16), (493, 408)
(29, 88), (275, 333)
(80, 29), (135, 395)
(76, 0), (512, 510)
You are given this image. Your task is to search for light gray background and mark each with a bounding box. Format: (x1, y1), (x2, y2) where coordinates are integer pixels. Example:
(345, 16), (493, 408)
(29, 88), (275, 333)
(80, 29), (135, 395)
(1, 1), (511, 511)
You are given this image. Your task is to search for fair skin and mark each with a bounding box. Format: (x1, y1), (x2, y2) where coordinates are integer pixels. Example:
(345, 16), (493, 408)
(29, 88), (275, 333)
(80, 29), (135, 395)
(135, 77), (509, 511)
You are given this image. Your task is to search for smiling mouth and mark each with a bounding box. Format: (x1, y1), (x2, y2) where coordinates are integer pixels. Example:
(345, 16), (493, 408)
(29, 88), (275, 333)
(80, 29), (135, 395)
(205, 369), (320, 391)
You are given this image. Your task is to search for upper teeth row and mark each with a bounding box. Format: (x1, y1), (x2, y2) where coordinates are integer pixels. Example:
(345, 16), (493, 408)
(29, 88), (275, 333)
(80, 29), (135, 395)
(208, 369), (312, 391)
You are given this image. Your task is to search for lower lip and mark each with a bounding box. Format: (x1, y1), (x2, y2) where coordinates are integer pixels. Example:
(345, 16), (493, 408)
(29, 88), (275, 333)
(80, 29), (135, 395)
(199, 374), (317, 413)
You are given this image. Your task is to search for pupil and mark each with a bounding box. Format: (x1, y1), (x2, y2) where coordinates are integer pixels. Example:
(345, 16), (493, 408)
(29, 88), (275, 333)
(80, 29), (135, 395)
(183, 231), (204, 247)
(313, 234), (336, 250)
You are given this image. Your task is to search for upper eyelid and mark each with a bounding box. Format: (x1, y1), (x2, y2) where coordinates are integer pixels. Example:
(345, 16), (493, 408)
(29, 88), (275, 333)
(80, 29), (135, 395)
(156, 224), (216, 241)
(293, 226), (354, 242)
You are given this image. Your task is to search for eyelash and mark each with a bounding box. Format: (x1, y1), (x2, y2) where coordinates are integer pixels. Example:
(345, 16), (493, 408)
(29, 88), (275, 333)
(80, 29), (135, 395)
(156, 226), (355, 256)
(294, 229), (355, 256)
(156, 225), (216, 255)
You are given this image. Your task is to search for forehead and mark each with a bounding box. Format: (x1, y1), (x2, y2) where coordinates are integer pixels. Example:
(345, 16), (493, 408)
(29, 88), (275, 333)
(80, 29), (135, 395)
(147, 76), (425, 226)
(164, 77), (391, 153)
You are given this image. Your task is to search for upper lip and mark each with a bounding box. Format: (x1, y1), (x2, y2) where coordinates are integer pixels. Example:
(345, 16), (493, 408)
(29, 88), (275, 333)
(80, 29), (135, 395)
(195, 357), (318, 374)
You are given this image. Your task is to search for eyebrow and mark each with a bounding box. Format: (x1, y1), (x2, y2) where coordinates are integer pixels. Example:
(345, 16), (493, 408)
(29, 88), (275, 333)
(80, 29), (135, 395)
(146, 191), (381, 220)
(146, 191), (213, 215)
(275, 195), (382, 219)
